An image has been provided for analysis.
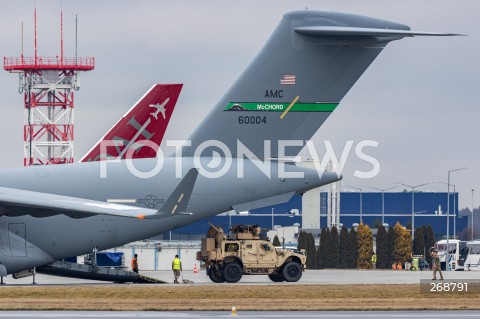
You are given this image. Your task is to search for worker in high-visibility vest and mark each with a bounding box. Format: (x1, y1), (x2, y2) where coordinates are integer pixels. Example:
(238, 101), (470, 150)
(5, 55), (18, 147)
(371, 253), (377, 269)
(131, 254), (139, 273)
(172, 255), (182, 284)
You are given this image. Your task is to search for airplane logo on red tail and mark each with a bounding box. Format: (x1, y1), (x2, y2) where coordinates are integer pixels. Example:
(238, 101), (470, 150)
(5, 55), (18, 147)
(149, 98), (169, 120)
(81, 84), (183, 162)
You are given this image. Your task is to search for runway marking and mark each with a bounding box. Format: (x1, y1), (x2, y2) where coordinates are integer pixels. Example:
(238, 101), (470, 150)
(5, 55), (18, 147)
(0, 312), (479, 318)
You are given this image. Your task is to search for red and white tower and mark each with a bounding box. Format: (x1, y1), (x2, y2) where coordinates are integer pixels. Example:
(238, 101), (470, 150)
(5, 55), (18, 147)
(3, 9), (94, 165)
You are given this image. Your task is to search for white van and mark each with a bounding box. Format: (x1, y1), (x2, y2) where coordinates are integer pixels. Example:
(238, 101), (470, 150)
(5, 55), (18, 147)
(464, 240), (480, 271)
(433, 239), (467, 271)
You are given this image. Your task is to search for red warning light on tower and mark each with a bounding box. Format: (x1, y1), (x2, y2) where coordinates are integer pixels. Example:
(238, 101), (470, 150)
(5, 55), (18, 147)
(3, 8), (94, 166)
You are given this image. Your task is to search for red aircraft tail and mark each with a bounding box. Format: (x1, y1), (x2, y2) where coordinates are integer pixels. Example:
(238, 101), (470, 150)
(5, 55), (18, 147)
(81, 84), (182, 162)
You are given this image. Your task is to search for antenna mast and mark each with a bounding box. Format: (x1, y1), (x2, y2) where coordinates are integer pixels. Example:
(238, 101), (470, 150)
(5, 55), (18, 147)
(4, 5), (95, 166)
(60, 2), (64, 62)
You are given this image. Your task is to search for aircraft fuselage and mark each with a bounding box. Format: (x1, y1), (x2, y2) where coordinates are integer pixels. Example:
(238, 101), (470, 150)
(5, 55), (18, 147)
(0, 157), (336, 274)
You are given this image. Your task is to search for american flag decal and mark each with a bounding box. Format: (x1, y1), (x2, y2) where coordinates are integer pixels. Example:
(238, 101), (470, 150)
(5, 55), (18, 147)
(280, 74), (296, 85)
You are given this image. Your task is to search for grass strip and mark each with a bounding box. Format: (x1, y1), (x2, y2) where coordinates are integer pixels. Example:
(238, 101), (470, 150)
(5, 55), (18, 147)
(0, 284), (478, 311)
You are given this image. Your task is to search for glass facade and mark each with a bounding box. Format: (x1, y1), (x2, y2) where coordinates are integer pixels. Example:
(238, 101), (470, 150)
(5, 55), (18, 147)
(165, 192), (466, 239)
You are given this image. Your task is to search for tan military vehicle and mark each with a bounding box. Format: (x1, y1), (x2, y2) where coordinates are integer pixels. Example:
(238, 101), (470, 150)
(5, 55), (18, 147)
(197, 223), (307, 283)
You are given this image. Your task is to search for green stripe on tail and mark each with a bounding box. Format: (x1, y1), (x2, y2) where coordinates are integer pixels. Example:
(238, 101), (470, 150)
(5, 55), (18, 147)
(224, 102), (338, 112)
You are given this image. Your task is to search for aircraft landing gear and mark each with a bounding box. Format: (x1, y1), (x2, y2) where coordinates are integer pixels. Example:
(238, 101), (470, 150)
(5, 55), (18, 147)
(32, 267), (37, 285)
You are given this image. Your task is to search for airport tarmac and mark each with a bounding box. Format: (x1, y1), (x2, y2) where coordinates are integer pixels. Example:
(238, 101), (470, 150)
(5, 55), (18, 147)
(2, 269), (479, 285)
(0, 311), (478, 318)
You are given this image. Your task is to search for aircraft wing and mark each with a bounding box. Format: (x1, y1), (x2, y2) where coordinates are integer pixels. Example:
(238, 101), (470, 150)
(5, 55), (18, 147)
(0, 168), (198, 219)
(0, 187), (155, 218)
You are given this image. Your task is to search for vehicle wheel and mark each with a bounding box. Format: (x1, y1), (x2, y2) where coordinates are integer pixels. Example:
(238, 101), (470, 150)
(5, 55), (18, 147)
(208, 266), (225, 283)
(223, 262), (243, 283)
(282, 262), (302, 282)
(268, 273), (284, 282)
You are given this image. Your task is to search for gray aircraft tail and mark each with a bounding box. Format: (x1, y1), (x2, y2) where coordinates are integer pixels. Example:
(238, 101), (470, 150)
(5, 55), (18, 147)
(185, 10), (455, 159)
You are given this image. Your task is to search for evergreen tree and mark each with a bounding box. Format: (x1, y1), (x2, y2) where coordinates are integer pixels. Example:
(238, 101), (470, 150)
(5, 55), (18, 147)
(357, 223), (373, 269)
(347, 226), (358, 269)
(421, 225), (428, 253)
(272, 235), (281, 247)
(406, 220), (412, 231)
(421, 225), (428, 240)
(325, 228), (331, 268)
(316, 244), (322, 270)
(339, 226), (349, 269)
(387, 226), (396, 268)
(372, 218), (382, 229)
(329, 226), (340, 268)
(319, 228), (327, 269)
(325, 227), (332, 268)
(413, 227), (425, 256)
(393, 222), (413, 264)
(376, 223), (388, 269)
(306, 232), (316, 269)
(324, 228), (332, 268)
(425, 225), (435, 264)
(298, 231), (307, 252)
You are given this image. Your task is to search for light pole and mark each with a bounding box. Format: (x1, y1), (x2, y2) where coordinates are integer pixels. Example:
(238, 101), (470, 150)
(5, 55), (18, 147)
(454, 184), (457, 239)
(472, 188), (475, 241)
(433, 182), (456, 238)
(412, 210), (427, 239)
(346, 186), (362, 223)
(397, 182), (433, 239)
(367, 186), (398, 225)
(446, 167), (468, 271)
(271, 208), (274, 230)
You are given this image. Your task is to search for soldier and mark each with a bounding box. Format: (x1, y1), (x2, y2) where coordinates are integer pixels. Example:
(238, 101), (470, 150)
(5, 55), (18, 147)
(431, 250), (443, 280)
(172, 255), (182, 284)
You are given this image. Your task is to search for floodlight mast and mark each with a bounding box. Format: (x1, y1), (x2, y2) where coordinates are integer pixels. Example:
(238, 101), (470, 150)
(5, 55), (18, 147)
(446, 167), (468, 271)
(3, 8), (94, 165)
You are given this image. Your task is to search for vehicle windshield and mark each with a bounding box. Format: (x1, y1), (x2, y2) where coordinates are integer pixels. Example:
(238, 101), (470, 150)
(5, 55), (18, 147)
(434, 243), (457, 253)
(468, 244), (480, 254)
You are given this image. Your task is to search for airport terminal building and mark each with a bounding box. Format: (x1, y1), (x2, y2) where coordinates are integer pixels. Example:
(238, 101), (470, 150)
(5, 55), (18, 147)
(166, 191), (467, 241)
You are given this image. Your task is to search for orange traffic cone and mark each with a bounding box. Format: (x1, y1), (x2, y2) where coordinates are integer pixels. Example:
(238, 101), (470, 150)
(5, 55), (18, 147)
(193, 264), (198, 274)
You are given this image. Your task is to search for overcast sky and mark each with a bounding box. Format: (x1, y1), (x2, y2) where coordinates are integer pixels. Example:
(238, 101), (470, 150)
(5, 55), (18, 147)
(0, 1), (478, 209)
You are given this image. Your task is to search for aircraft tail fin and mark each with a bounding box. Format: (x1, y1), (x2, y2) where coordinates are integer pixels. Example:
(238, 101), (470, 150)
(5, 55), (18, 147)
(152, 168), (198, 218)
(81, 84), (182, 162)
(186, 10), (456, 159)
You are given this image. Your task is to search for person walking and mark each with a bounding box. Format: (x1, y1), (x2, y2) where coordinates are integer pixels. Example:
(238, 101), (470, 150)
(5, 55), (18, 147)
(172, 254), (182, 284)
(431, 250), (443, 280)
(131, 254), (139, 273)
(371, 252), (377, 269)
